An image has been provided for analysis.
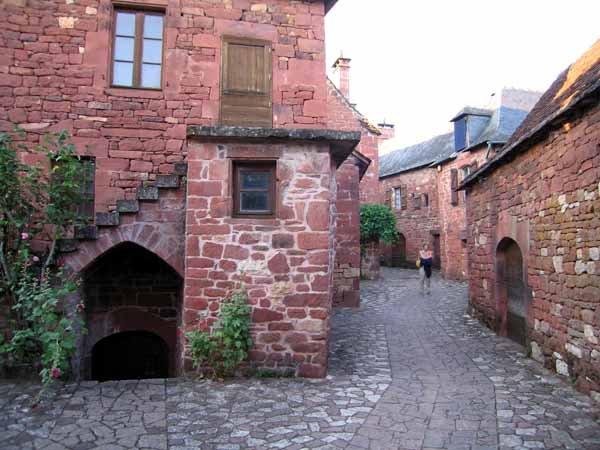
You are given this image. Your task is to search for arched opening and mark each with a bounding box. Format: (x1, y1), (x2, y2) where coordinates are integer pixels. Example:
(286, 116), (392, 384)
(496, 238), (527, 346)
(92, 331), (168, 381)
(391, 233), (407, 267)
(82, 242), (183, 380)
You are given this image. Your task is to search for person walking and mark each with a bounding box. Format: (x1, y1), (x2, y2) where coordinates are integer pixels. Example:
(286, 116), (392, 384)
(419, 243), (433, 294)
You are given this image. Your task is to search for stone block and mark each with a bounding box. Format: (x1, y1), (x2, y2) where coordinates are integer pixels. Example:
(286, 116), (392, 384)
(156, 174), (180, 188)
(137, 185), (159, 201)
(116, 200), (140, 213)
(95, 211), (119, 227)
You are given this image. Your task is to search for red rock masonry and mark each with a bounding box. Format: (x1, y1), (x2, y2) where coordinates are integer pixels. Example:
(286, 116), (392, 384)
(466, 102), (600, 395)
(183, 141), (336, 378)
(0, 0), (329, 212)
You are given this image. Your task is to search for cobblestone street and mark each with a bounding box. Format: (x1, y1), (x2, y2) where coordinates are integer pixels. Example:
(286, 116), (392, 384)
(1, 268), (599, 450)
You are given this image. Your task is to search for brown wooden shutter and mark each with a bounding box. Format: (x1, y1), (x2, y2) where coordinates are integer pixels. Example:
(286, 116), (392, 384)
(401, 185), (408, 210)
(450, 169), (459, 205)
(385, 188), (392, 207)
(221, 36), (272, 127)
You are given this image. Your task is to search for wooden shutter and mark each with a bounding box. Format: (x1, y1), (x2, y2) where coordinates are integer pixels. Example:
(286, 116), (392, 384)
(221, 36), (272, 127)
(470, 161), (478, 173)
(450, 169), (459, 205)
(385, 189), (392, 207)
(401, 185), (408, 210)
(414, 194), (421, 209)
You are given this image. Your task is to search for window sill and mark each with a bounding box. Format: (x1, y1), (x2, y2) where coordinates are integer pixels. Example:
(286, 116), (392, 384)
(226, 217), (278, 226)
(106, 86), (163, 98)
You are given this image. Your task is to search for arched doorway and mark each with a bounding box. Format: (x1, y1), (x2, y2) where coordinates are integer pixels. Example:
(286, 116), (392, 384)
(92, 331), (168, 381)
(391, 233), (407, 267)
(496, 238), (527, 346)
(82, 242), (183, 380)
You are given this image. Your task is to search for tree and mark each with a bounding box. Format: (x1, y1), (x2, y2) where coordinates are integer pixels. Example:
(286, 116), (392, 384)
(359, 204), (398, 245)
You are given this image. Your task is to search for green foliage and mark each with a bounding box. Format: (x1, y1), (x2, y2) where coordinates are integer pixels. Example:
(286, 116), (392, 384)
(186, 287), (253, 379)
(0, 130), (86, 391)
(359, 203), (398, 245)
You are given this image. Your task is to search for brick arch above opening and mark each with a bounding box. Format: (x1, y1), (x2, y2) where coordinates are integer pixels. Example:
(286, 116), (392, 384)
(64, 223), (185, 277)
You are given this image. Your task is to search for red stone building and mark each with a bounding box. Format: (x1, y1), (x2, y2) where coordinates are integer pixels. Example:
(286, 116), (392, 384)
(460, 40), (600, 396)
(379, 89), (539, 279)
(0, 0), (373, 379)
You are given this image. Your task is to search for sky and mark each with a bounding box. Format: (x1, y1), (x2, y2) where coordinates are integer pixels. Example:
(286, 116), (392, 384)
(324, 0), (600, 152)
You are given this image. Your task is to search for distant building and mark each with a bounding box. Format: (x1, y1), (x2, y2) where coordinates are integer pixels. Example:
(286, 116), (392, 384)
(379, 89), (541, 280)
(460, 39), (600, 395)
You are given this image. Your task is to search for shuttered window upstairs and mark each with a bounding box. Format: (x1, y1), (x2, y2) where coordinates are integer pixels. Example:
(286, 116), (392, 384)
(450, 169), (459, 205)
(221, 36), (272, 127)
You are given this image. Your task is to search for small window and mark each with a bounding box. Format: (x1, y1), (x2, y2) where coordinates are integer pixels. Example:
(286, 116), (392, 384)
(460, 165), (471, 180)
(112, 10), (164, 89)
(422, 193), (429, 208)
(454, 118), (467, 151)
(233, 161), (276, 217)
(393, 187), (402, 210)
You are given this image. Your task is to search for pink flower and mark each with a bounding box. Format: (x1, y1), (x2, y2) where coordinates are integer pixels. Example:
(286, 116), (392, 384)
(32, 256), (40, 263)
(21, 232), (29, 240)
(51, 367), (61, 378)
(76, 303), (84, 313)
(177, 329), (183, 336)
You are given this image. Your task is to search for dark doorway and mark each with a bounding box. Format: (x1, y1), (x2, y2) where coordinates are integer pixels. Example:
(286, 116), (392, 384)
(432, 234), (441, 269)
(497, 238), (527, 346)
(391, 234), (407, 267)
(92, 331), (168, 381)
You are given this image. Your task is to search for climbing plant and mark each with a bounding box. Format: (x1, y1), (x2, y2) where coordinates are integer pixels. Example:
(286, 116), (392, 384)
(186, 286), (253, 379)
(0, 130), (86, 390)
(359, 203), (398, 245)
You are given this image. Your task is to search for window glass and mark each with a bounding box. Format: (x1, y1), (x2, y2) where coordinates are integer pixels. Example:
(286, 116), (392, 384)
(141, 64), (161, 88)
(116, 12), (136, 36)
(143, 15), (163, 39)
(241, 172), (270, 190)
(394, 187), (402, 209)
(234, 163), (275, 216)
(113, 61), (133, 86)
(142, 39), (162, 63)
(240, 191), (269, 212)
(115, 36), (135, 61)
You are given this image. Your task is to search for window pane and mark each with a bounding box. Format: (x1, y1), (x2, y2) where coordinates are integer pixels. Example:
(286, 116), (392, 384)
(143, 39), (162, 63)
(116, 12), (136, 37)
(115, 36), (134, 61)
(240, 191), (269, 212)
(141, 64), (161, 88)
(144, 15), (163, 39)
(241, 171), (270, 189)
(113, 61), (133, 86)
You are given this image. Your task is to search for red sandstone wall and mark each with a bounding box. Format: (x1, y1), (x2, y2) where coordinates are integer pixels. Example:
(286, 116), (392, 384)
(436, 148), (487, 280)
(0, 0), (329, 212)
(380, 168), (440, 264)
(466, 102), (600, 394)
(183, 141), (335, 377)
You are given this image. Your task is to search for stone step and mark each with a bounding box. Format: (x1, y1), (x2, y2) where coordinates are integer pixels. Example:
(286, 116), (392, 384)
(75, 225), (98, 240)
(137, 185), (159, 201)
(174, 162), (188, 176)
(57, 239), (78, 253)
(117, 199), (140, 213)
(155, 174), (180, 189)
(95, 211), (119, 227)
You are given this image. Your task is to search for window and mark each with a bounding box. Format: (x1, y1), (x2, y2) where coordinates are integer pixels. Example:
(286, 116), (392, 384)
(393, 187), (402, 210)
(413, 194), (421, 210)
(422, 193), (429, 208)
(460, 165), (471, 180)
(112, 10), (164, 89)
(221, 36), (272, 127)
(233, 161), (276, 217)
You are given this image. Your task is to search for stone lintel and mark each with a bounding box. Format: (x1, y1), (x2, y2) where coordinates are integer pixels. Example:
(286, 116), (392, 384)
(187, 126), (360, 167)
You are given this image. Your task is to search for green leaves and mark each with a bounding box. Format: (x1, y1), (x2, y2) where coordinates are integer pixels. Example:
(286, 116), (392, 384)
(360, 204), (399, 245)
(186, 286), (253, 379)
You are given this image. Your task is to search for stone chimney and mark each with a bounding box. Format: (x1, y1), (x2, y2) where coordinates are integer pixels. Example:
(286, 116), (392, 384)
(378, 121), (395, 141)
(332, 55), (351, 99)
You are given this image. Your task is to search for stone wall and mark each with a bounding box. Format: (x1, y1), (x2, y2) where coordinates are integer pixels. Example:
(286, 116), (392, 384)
(380, 167), (440, 265)
(0, 0), (329, 212)
(183, 140), (336, 378)
(436, 148), (487, 280)
(466, 102), (600, 395)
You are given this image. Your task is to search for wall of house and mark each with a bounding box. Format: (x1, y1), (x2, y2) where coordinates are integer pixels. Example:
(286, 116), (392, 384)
(184, 141), (336, 378)
(380, 167), (440, 265)
(466, 102), (600, 395)
(0, 0), (329, 213)
(437, 147), (487, 280)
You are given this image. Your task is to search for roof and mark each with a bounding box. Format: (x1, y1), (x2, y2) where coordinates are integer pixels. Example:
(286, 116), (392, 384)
(450, 107), (492, 122)
(327, 78), (382, 136)
(379, 132), (454, 178)
(461, 39), (600, 188)
(325, 0), (338, 13)
(351, 149), (372, 180)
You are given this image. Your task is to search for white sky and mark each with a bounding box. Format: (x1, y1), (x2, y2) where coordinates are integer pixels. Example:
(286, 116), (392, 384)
(324, 0), (600, 152)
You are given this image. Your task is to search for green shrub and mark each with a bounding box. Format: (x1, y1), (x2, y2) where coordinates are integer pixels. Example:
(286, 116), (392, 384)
(359, 204), (398, 245)
(186, 286), (253, 379)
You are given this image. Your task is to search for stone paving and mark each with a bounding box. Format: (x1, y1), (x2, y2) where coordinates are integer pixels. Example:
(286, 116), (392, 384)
(1, 267), (599, 450)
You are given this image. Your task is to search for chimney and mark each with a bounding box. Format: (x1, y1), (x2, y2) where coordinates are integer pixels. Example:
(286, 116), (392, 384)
(332, 54), (351, 99)
(378, 121), (395, 141)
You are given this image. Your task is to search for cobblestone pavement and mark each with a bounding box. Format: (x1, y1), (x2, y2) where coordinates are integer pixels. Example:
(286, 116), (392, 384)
(1, 268), (599, 450)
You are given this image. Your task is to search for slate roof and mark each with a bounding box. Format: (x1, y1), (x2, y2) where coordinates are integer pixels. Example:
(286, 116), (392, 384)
(450, 107), (492, 122)
(461, 39), (600, 188)
(379, 132), (454, 178)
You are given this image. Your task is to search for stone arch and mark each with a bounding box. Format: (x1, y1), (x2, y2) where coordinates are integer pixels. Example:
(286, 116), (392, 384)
(64, 223), (184, 277)
(496, 237), (528, 346)
(80, 241), (183, 379)
(391, 233), (407, 267)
